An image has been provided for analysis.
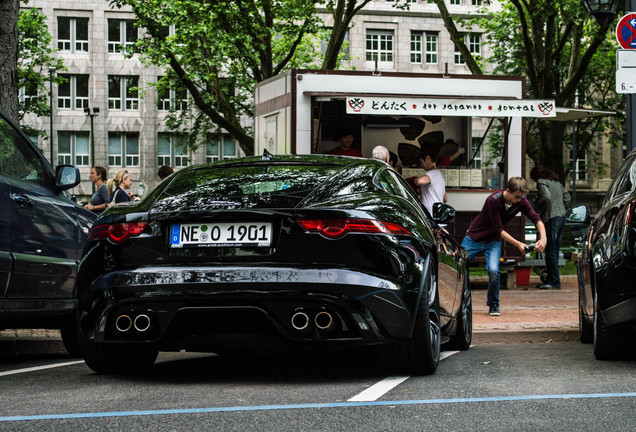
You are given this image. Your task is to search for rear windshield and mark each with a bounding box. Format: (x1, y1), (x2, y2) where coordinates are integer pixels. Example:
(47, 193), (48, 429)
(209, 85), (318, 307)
(161, 163), (344, 201)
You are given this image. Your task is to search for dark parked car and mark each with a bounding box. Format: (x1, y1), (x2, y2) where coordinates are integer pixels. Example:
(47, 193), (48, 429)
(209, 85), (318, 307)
(76, 153), (471, 374)
(0, 109), (96, 355)
(566, 149), (636, 360)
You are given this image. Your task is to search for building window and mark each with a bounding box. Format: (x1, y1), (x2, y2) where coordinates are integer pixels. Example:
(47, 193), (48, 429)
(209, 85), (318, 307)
(468, 33), (481, 57)
(108, 76), (139, 110)
(206, 133), (237, 162)
(108, 19), (137, 54)
(366, 30), (394, 65)
(108, 132), (139, 167)
(157, 78), (188, 111)
(570, 150), (587, 181)
(320, 29), (350, 59)
(57, 17), (89, 53)
(470, 137), (482, 169)
(455, 33), (481, 64)
(425, 32), (438, 64)
(58, 131), (89, 166)
(19, 82), (38, 105)
(454, 44), (464, 65)
(158, 133), (189, 167)
(410, 32), (422, 64)
(58, 74), (89, 110)
(472, 0), (482, 5)
(450, 0), (461, 5)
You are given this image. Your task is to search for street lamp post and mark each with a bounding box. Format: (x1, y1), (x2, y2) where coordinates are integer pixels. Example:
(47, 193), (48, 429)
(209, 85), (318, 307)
(581, 0), (622, 26)
(84, 107), (99, 193)
(48, 67), (56, 166)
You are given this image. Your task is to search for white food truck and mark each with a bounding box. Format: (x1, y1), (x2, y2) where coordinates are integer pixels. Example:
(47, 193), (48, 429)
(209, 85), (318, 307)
(254, 69), (558, 268)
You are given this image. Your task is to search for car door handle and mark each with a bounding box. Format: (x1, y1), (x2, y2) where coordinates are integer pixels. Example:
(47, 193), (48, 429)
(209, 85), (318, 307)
(11, 193), (33, 208)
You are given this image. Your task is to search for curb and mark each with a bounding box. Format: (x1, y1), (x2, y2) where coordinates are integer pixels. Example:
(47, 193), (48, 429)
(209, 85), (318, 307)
(472, 329), (579, 345)
(0, 338), (68, 356)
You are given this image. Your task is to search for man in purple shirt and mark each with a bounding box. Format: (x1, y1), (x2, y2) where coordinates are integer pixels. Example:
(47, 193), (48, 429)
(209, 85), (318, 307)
(462, 177), (547, 316)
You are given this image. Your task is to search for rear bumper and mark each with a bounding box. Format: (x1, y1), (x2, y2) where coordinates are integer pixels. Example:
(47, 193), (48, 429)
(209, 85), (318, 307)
(79, 266), (421, 349)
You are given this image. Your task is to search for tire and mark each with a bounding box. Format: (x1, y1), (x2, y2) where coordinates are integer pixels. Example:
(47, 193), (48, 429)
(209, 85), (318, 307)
(593, 291), (625, 360)
(448, 273), (472, 351)
(386, 264), (441, 375)
(60, 323), (82, 358)
(81, 340), (158, 374)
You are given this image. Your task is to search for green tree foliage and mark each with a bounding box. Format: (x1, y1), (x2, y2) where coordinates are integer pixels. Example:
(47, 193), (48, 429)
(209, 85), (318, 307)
(18, 8), (65, 135)
(436, 0), (621, 182)
(111, 0), (327, 156)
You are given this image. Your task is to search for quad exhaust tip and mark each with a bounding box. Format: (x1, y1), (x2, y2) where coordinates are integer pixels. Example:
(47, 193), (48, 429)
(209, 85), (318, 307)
(115, 313), (152, 333)
(314, 311), (334, 330)
(115, 315), (132, 332)
(134, 314), (151, 332)
(291, 311), (310, 330)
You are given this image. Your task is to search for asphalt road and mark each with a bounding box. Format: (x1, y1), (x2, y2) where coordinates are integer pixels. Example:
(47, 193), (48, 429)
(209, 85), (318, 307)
(1, 342), (635, 431)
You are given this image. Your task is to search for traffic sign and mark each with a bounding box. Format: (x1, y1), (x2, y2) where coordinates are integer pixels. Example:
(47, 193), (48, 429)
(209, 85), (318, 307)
(616, 50), (636, 93)
(617, 13), (636, 49)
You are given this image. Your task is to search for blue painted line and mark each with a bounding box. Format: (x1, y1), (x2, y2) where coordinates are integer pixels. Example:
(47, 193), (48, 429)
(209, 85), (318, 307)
(1, 392), (635, 422)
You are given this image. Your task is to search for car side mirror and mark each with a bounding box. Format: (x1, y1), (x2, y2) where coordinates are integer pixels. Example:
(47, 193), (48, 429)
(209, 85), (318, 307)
(55, 165), (81, 191)
(565, 204), (591, 224)
(432, 202), (456, 224)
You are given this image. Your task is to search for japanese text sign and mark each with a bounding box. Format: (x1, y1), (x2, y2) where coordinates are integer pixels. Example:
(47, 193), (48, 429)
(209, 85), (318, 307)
(346, 97), (556, 118)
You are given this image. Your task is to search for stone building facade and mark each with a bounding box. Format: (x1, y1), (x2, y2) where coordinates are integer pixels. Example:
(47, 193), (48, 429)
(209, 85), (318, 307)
(18, 0), (615, 208)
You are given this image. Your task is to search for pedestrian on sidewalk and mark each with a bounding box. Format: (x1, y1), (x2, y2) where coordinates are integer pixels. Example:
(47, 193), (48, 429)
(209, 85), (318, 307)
(530, 166), (571, 290)
(461, 177), (547, 316)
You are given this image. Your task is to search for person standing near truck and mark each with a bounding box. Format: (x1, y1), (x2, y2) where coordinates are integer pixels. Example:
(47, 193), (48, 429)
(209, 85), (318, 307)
(414, 148), (447, 216)
(461, 177), (547, 316)
(530, 166), (571, 290)
(328, 129), (362, 157)
(371, 145), (390, 163)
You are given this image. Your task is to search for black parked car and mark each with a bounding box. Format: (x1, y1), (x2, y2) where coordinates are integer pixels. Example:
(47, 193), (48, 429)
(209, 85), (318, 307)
(76, 153), (471, 375)
(566, 149), (636, 360)
(0, 109), (96, 355)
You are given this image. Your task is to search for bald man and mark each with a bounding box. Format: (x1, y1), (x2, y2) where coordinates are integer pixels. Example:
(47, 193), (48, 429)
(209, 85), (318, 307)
(372, 145), (390, 163)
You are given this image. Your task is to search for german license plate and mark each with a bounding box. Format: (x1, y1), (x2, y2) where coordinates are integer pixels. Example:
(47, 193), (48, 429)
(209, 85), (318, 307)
(170, 222), (272, 248)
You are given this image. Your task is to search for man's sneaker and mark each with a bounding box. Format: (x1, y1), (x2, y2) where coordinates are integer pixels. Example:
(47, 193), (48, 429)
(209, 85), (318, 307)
(489, 305), (501, 316)
(537, 284), (554, 290)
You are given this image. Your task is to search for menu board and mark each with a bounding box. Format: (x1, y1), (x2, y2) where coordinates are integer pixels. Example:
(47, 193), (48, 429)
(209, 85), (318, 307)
(446, 169), (460, 187)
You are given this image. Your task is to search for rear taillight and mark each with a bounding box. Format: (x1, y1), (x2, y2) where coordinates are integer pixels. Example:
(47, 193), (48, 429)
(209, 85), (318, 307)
(87, 222), (148, 243)
(296, 218), (411, 239)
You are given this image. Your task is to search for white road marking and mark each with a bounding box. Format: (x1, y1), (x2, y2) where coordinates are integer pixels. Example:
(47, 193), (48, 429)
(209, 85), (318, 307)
(348, 351), (460, 402)
(441, 351), (459, 360)
(348, 376), (410, 402)
(0, 360), (85, 377)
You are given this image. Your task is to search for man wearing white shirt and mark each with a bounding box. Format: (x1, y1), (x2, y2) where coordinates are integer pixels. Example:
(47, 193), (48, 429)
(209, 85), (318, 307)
(414, 148), (447, 216)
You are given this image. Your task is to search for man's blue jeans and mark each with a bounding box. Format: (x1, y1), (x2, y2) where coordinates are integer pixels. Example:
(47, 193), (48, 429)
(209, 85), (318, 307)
(461, 236), (501, 307)
(545, 216), (565, 287)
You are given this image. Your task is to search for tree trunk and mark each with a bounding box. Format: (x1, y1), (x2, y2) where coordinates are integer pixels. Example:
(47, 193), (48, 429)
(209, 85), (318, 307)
(322, 0), (371, 70)
(0, 0), (19, 121)
(433, 0), (482, 75)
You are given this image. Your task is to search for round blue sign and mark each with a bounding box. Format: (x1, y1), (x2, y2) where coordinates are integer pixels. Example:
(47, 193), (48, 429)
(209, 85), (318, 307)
(617, 13), (636, 49)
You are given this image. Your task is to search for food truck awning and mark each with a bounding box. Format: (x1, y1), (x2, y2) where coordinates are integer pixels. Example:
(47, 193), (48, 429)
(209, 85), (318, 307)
(550, 107), (616, 122)
(307, 92), (615, 121)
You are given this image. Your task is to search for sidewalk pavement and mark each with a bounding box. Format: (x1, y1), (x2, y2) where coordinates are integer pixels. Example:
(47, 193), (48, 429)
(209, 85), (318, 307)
(471, 274), (579, 345)
(0, 274), (580, 356)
